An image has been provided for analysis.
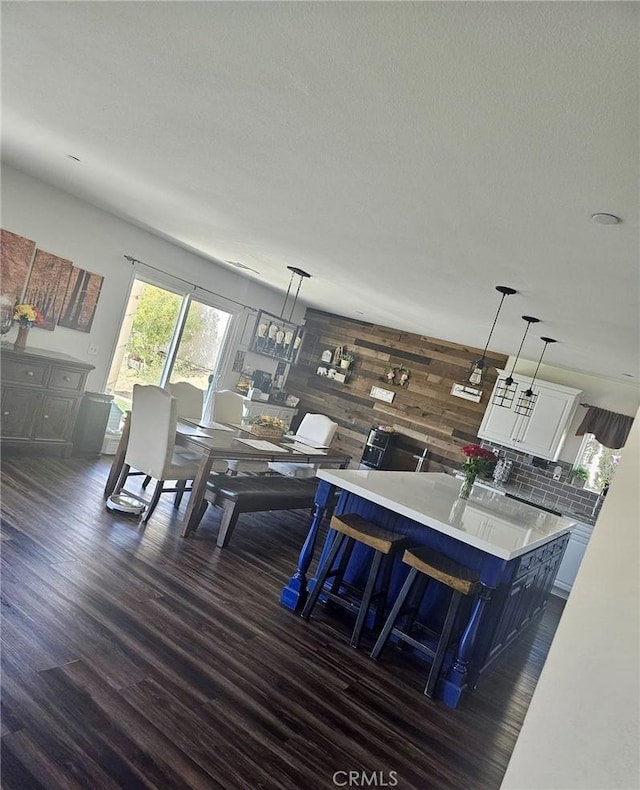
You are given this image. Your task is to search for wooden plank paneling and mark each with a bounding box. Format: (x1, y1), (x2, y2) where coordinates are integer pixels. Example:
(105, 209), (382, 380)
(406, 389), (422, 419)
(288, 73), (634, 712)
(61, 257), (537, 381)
(287, 309), (508, 472)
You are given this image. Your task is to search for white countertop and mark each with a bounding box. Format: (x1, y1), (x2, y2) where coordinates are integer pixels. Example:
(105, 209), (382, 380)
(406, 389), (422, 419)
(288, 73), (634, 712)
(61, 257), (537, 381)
(316, 470), (576, 561)
(453, 473), (599, 526)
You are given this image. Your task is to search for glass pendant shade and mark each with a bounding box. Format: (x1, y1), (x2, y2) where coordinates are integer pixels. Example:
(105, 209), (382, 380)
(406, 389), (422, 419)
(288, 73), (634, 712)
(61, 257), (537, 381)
(468, 363), (483, 386)
(492, 377), (518, 408)
(514, 389), (537, 417)
(514, 336), (557, 417)
(467, 285), (516, 385)
(493, 315), (540, 408)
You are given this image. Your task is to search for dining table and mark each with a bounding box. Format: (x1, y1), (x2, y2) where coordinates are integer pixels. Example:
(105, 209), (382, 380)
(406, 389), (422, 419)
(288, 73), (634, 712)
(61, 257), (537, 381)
(103, 412), (352, 537)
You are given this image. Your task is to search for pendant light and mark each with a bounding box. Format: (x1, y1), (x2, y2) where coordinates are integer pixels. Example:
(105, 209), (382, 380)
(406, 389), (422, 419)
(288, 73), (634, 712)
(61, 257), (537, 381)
(467, 286), (517, 385)
(514, 336), (557, 416)
(251, 266), (311, 363)
(493, 315), (540, 408)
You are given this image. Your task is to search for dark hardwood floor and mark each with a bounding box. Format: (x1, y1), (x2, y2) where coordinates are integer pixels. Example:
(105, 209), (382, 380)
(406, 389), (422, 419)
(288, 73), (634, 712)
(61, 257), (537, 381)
(0, 455), (565, 790)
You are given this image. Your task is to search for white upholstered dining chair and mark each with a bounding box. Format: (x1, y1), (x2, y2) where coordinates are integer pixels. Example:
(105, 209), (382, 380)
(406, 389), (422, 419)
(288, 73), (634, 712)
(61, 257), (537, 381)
(210, 389), (245, 425)
(113, 384), (202, 523)
(166, 381), (205, 421)
(267, 413), (339, 479)
(210, 389), (248, 474)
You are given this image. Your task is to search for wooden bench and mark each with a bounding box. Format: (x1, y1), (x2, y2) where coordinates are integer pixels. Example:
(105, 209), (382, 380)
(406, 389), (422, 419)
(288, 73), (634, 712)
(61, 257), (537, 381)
(193, 474), (322, 548)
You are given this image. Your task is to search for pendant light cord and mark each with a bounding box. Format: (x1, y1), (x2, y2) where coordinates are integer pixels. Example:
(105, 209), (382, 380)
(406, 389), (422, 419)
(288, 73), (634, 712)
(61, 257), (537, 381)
(505, 316), (539, 385)
(478, 290), (509, 364)
(281, 265), (311, 321)
(525, 337), (556, 395)
(288, 276), (304, 321)
(280, 270), (296, 319)
(470, 286), (516, 382)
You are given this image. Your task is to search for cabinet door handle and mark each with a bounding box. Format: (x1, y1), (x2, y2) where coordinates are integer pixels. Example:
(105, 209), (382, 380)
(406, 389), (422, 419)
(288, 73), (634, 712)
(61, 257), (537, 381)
(26, 371), (34, 377)
(43, 415), (49, 420)
(3, 411), (9, 416)
(63, 375), (71, 382)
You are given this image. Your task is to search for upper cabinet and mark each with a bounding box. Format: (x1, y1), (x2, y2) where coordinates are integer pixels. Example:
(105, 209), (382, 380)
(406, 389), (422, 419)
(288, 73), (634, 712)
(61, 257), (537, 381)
(478, 371), (582, 460)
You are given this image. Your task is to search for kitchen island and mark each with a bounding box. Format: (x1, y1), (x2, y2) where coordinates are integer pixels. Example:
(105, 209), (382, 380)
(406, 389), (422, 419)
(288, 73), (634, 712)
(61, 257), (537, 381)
(280, 470), (575, 708)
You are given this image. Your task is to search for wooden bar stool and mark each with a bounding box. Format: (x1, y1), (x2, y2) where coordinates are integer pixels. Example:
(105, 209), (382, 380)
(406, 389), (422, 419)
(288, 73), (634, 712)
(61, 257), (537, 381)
(370, 546), (480, 697)
(301, 513), (410, 649)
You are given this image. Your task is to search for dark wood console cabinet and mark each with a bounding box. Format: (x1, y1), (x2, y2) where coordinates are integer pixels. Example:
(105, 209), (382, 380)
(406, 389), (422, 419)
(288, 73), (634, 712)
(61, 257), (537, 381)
(1, 345), (94, 457)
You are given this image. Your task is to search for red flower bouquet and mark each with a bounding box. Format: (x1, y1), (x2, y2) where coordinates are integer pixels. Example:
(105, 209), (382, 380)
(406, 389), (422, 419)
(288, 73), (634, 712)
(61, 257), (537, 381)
(461, 444), (498, 477)
(458, 444), (498, 499)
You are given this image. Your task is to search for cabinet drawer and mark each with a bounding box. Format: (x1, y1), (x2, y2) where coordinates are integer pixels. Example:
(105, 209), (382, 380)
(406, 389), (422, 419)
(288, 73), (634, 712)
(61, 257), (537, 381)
(2, 358), (49, 387)
(552, 534), (570, 554)
(50, 366), (85, 392)
(515, 546), (546, 578)
(516, 553), (536, 577)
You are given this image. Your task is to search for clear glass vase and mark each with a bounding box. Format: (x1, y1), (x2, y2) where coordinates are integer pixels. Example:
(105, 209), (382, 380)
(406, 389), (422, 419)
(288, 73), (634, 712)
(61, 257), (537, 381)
(459, 473), (476, 500)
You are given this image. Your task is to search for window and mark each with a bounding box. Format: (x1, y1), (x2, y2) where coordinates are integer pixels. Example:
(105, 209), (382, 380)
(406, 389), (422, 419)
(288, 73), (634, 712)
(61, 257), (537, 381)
(575, 433), (623, 493)
(106, 277), (234, 410)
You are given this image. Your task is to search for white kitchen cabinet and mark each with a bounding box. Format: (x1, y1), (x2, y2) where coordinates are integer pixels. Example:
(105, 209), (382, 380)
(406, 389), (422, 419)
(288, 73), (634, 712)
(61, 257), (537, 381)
(241, 398), (298, 429)
(553, 519), (594, 597)
(478, 371), (582, 460)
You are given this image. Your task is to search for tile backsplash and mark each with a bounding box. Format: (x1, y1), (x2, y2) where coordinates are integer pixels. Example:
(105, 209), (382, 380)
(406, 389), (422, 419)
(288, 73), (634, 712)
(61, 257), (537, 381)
(480, 441), (603, 522)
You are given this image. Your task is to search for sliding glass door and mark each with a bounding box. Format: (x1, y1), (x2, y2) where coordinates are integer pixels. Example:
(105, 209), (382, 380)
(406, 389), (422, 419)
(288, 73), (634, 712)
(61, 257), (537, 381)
(107, 278), (233, 410)
(166, 297), (232, 388)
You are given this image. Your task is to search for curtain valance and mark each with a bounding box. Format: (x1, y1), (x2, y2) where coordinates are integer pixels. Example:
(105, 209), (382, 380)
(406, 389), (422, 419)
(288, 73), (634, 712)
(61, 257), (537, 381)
(576, 406), (634, 449)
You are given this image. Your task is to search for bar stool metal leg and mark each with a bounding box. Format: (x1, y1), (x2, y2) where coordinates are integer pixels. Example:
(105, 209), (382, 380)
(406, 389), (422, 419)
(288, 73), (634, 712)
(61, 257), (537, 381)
(370, 568), (418, 660)
(424, 589), (462, 698)
(373, 554), (394, 634)
(350, 549), (384, 649)
(329, 538), (355, 597)
(301, 531), (347, 621)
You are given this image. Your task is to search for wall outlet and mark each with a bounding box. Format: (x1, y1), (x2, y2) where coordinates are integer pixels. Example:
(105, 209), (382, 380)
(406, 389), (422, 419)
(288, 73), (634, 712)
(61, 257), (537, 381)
(87, 344), (98, 355)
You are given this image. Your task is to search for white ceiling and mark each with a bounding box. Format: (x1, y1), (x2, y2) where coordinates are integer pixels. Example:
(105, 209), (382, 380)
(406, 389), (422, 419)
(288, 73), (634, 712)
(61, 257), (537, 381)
(2, 2), (639, 383)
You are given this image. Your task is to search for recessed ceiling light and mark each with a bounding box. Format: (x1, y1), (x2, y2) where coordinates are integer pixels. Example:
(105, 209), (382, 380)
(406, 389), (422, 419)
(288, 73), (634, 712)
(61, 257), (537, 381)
(66, 154), (81, 162)
(591, 213), (621, 225)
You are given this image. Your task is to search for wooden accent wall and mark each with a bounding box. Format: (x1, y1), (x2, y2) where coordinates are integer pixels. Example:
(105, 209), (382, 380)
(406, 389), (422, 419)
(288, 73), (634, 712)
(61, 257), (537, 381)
(286, 309), (508, 473)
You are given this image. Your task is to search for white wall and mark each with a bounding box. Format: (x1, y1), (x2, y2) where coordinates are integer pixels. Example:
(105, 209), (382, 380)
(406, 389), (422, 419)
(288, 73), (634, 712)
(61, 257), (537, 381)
(501, 402), (640, 789)
(509, 357), (640, 462)
(5, 163), (638, 440)
(1, 165), (306, 391)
